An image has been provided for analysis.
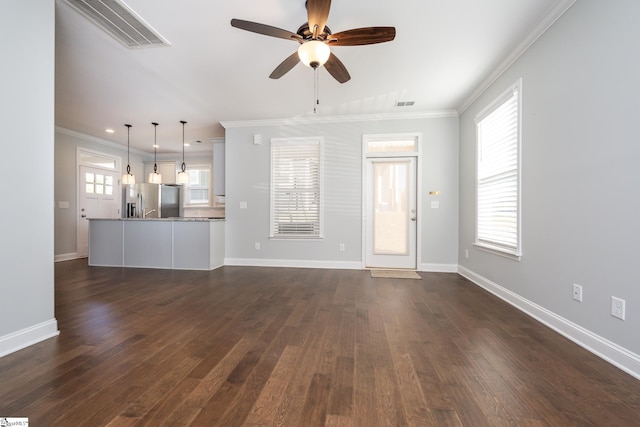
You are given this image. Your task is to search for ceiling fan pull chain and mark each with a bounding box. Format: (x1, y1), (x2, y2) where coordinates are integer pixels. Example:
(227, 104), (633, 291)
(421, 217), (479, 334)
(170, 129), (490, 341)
(314, 66), (319, 114)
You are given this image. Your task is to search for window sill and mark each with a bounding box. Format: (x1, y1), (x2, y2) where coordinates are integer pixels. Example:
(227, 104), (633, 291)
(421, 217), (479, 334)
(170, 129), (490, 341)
(473, 242), (521, 261)
(270, 236), (324, 241)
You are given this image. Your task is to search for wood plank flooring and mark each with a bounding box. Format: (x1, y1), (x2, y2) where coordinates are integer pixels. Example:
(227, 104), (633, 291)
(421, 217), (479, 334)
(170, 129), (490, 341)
(1, 260), (639, 426)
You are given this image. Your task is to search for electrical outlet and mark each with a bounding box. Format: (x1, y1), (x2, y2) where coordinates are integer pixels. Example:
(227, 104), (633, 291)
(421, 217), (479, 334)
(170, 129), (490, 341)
(611, 296), (626, 320)
(339, 243), (345, 252)
(254, 242), (260, 250)
(572, 284), (583, 302)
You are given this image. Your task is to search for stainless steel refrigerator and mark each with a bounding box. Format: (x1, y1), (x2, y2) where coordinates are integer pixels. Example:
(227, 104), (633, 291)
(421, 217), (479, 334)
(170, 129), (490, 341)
(122, 184), (183, 218)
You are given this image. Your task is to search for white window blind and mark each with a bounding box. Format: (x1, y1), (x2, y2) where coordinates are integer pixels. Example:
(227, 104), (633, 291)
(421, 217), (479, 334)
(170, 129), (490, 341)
(476, 80), (521, 257)
(271, 138), (322, 238)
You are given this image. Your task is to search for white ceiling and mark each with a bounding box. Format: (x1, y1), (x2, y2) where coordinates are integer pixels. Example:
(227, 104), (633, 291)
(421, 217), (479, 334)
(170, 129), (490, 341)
(55, 0), (570, 153)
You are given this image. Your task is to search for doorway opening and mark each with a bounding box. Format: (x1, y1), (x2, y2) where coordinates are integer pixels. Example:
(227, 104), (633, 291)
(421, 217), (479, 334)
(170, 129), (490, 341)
(76, 149), (122, 258)
(362, 134), (421, 270)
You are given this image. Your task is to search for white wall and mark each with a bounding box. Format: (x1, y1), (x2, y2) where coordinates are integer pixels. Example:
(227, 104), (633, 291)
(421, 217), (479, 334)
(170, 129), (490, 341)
(223, 115), (459, 269)
(0, 0), (59, 356)
(458, 1), (640, 374)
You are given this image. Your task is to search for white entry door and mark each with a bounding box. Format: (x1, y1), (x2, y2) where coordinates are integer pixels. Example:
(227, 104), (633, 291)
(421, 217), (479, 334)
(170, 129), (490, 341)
(365, 157), (417, 269)
(77, 166), (120, 257)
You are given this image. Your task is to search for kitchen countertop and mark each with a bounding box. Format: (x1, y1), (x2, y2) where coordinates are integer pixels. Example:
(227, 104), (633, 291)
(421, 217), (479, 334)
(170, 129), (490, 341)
(88, 217), (225, 222)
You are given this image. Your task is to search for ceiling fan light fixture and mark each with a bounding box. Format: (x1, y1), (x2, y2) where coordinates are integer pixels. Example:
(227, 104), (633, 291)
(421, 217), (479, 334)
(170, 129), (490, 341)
(298, 40), (330, 68)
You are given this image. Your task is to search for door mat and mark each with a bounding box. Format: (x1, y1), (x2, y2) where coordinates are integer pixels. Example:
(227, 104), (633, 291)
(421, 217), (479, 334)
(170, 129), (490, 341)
(370, 269), (422, 280)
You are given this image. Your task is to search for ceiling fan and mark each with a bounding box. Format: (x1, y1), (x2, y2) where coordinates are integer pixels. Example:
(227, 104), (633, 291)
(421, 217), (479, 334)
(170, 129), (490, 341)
(231, 0), (396, 84)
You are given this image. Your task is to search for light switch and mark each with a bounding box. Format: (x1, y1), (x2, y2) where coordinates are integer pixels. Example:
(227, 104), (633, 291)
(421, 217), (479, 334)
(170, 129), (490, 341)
(240, 201), (248, 209)
(253, 134), (262, 145)
(59, 201), (69, 209)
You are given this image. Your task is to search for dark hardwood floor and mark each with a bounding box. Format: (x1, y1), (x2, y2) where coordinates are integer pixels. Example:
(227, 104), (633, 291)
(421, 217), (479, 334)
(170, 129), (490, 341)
(1, 260), (639, 426)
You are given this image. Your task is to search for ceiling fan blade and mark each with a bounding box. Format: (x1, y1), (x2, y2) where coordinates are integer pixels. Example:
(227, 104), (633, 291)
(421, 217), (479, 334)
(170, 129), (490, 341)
(327, 27), (396, 46)
(324, 53), (350, 83)
(307, 0), (331, 37)
(269, 52), (300, 79)
(231, 19), (301, 41)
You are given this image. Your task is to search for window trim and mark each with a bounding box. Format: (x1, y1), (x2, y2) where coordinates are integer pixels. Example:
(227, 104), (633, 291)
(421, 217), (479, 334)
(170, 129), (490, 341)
(270, 136), (324, 240)
(474, 78), (522, 260)
(183, 164), (212, 207)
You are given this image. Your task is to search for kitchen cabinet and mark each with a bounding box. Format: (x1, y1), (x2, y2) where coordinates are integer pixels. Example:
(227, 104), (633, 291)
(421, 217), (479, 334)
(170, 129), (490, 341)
(144, 161), (178, 184)
(88, 218), (225, 270)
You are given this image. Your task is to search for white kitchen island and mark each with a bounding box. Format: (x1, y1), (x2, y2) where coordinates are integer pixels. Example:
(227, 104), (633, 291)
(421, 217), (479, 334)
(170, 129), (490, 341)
(88, 218), (225, 270)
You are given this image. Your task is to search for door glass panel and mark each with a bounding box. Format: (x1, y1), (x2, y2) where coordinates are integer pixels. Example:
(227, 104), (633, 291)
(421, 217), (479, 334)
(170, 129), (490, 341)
(79, 152), (117, 169)
(86, 183), (94, 194)
(95, 184), (104, 194)
(373, 161), (409, 255)
(367, 139), (417, 153)
(95, 174), (104, 184)
(85, 172), (94, 183)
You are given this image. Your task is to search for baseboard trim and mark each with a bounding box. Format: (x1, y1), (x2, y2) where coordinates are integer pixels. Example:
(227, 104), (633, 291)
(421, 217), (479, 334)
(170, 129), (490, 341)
(55, 253), (82, 262)
(224, 259), (459, 272)
(458, 266), (640, 380)
(224, 258), (362, 270)
(420, 263), (458, 273)
(0, 319), (60, 358)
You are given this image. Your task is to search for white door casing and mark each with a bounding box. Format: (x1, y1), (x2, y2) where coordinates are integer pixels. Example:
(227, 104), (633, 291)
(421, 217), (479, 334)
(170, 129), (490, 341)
(77, 165), (120, 257)
(365, 157), (417, 269)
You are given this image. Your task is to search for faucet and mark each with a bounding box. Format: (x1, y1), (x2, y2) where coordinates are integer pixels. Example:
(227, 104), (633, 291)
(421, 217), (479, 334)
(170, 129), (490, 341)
(143, 209), (156, 218)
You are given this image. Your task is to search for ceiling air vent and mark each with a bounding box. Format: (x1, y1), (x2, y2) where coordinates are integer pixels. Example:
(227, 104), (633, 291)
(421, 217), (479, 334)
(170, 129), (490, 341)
(63, 0), (170, 48)
(395, 101), (415, 107)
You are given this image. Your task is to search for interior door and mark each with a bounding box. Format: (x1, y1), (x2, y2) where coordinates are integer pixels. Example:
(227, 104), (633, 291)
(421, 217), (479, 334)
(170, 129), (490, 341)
(365, 157), (417, 269)
(77, 166), (120, 257)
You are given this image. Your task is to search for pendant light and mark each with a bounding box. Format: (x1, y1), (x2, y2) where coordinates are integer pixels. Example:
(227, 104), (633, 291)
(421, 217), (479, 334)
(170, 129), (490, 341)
(122, 124), (135, 184)
(176, 120), (189, 184)
(148, 122), (162, 184)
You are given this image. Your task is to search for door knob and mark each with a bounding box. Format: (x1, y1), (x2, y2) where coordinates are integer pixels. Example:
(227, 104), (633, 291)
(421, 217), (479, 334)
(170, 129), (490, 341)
(411, 217), (416, 221)
(81, 214), (87, 218)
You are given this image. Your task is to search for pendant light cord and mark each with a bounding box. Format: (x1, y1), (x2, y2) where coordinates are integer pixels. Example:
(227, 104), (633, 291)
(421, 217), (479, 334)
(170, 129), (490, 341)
(180, 120), (187, 173)
(125, 124), (132, 174)
(152, 122), (158, 173)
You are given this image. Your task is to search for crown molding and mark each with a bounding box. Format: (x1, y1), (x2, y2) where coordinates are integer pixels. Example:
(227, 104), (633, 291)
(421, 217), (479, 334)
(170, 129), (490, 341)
(56, 126), (221, 153)
(220, 110), (458, 129)
(55, 126), (149, 156)
(457, 0), (576, 115)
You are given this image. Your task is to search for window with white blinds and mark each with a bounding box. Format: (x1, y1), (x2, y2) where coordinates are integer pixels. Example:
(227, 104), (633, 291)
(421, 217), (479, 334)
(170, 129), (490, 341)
(271, 137), (323, 238)
(475, 79), (522, 259)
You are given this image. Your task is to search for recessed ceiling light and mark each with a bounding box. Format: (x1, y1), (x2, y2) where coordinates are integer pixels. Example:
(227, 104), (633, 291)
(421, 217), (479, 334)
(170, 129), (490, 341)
(153, 144), (159, 148)
(105, 128), (115, 133)
(184, 143), (190, 147)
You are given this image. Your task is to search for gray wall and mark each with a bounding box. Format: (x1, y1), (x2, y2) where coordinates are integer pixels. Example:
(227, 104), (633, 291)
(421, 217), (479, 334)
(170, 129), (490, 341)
(0, 0), (58, 351)
(224, 116), (459, 268)
(55, 129), (217, 257)
(458, 1), (640, 354)
(55, 129), (147, 257)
